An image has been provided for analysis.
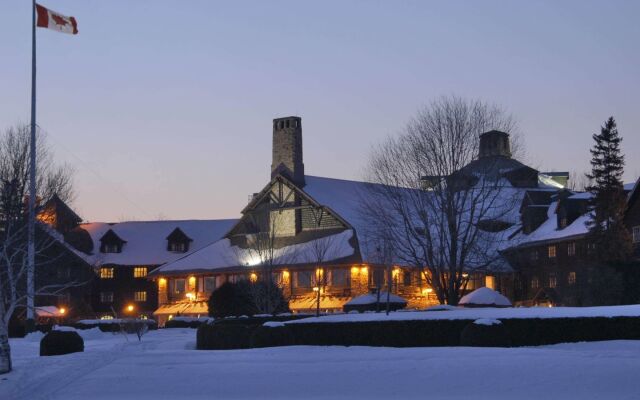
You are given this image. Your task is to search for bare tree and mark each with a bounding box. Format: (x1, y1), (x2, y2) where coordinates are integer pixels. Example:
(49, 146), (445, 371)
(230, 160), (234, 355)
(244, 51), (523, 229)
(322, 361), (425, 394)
(361, 96), (520, 305)
(238, 210), (296, 314)
(0, 124), (78, 374)
(308, 232), (344, 317)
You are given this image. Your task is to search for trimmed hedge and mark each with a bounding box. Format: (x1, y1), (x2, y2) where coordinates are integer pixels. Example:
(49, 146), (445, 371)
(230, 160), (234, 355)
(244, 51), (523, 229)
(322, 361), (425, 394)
(165, 319), (205, 329)
(460, 322), (511, 347)
(40, 331), (84, 356)
(73, 320), (158, 332)
(287, 317), (640, 348)
(196, 315), (640, 349)
(197, 324), (252, 350)
(250, 326), (295, 348)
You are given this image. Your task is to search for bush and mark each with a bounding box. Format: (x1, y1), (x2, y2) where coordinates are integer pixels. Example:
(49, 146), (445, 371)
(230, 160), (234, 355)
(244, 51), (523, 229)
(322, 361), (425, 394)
(40, 330), (84, 356)
(208, 281), (258, 318)
(196, 324), (252, 350)
(165, 319), (204, 329)
(460, 320), (511, 347)
(250, 325), (295, 348)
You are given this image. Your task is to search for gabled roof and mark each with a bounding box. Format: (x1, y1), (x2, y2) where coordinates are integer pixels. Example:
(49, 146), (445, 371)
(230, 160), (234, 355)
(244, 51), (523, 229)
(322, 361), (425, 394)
(100, 229), (127, 244)
(166, 227), (193, 243)
(78, 219), (238, 266)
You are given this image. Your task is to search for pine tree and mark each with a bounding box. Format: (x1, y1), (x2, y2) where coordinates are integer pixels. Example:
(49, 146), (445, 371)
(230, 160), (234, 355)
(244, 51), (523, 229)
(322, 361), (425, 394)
(585, 116), (632, 263)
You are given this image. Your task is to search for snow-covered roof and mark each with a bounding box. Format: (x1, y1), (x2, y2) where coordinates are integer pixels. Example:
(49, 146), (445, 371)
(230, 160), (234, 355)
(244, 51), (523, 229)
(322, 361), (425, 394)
(80, 219), (238, 266)
(459, 287), (512, 307)
(153, 228), (357, 274)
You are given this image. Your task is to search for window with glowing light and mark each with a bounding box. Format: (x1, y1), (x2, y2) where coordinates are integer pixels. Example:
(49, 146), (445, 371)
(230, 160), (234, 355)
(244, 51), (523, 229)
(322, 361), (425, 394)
(100, 267), (114, 279)
(134, 291), (147, 302)
(568, 271), (576, 285)
(548, 245), (557, 258)
(134, 267), (148, 278)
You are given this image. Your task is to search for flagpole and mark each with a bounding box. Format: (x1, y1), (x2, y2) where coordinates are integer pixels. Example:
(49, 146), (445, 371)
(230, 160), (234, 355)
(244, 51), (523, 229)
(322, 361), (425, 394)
(26, 0), (37, 332)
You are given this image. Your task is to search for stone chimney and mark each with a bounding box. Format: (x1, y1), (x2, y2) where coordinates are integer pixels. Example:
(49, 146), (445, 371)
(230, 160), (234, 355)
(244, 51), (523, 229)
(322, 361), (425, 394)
(271, 116), (305, 186)
(479, 130), (511, 159)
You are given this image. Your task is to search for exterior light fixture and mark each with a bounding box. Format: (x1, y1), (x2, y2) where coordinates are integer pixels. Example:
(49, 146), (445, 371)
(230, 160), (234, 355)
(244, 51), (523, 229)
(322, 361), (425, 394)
(313, 286), (320, 292)
(127, 304), (135, 313)
(186, 292), (195, 301)
(250, 273), (258, 282)
(59, 307), (66, 315)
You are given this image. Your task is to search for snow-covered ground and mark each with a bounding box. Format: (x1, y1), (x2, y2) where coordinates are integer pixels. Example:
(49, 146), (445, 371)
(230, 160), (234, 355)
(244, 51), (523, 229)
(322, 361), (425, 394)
(2, 328), (640, 399)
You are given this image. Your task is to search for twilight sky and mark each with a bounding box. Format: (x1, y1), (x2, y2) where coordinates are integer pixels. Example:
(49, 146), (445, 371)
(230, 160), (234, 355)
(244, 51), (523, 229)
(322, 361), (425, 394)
(1, 0), (638, 222)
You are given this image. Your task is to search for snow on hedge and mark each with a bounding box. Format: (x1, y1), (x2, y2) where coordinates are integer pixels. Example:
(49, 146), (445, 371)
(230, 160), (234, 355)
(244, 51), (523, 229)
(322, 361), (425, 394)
(459, 287), (512, 307)
(474, 318), (502, 326)
(286, 304), (640, 324)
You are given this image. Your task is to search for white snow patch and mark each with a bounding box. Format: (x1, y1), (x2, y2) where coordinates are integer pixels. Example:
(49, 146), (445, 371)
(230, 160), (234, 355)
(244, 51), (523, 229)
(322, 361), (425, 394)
(474, 318), (502, 326)
(263, 321), (285, 328)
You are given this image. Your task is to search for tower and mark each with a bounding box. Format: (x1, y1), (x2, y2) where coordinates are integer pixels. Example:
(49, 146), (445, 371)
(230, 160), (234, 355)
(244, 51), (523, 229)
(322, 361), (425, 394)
(271, 116), (305, 186)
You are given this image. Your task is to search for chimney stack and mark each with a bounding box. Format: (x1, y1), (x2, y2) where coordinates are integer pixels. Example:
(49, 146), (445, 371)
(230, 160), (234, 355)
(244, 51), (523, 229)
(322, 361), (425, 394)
(271, 116), (305, 186)
(479, 130), (511, 159)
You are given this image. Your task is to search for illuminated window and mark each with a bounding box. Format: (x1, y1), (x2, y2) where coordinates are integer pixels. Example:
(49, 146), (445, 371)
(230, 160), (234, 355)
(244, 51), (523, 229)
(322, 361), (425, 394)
(134, 291), (147, 302)
(567, 242), (576, 256)
(134, 267), (148, 278)
(549, 274), (557, 288)
(169, 242), (187, 252)
(100, 315), (114, 320)
(485, 275), (496, 290)
(204, 276), (216, 292)
(100, 267), (114, 279)
(548, 245), (556, 258)
(568, 271), (576, 285)
(633, 226), (640, 243)
(100, 292), (114, 303)
(531, 277), (539, 289)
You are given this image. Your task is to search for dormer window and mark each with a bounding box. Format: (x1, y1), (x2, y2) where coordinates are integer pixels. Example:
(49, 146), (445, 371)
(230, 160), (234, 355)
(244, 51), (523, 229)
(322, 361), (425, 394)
(166, 227), (193, 253)
(99, 229), (126, 254)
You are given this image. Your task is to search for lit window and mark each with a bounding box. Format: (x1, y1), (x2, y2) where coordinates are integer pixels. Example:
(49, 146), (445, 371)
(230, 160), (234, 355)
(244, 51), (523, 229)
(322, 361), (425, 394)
(567, 242), (576, 256)
(633, 226), (640, 243)
(134, 267), (148, 278)
(548, 245), (556, 258)
(568, 271), (576, 285)
(549, 274), (557, 288)
(485, 275), (496, 290)
(100, 292), (114, 303)
(174, 279), (186, 294)
(531, 277), (539, 289)
(169, 242), (187, 253)
(100, 267), (114, 279)
(134, 291), (147, 302)
(100, 315), (114, 320)
(204, 276), (216, 293)
(103, 244), (120, 253)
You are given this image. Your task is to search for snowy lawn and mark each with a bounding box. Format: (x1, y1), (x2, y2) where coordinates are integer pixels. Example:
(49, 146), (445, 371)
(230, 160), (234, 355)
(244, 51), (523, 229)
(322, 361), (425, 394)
(2, 328), (640, 400)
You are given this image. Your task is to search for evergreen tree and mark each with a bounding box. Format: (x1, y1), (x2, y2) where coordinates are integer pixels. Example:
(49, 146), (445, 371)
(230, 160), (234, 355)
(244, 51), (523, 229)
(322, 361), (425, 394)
(585, 116), (632, 263)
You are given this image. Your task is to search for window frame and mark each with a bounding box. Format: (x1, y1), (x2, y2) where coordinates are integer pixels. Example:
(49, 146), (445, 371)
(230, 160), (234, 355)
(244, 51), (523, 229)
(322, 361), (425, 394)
(100, 291), (114, 303)
(100, 267), (114, 279)
(548, 245), (557, 258)
(133, 266), (148, 278)
(567, 242), (576, 256)
(633, 226), (640, 243)
(134, 291), (147, 302)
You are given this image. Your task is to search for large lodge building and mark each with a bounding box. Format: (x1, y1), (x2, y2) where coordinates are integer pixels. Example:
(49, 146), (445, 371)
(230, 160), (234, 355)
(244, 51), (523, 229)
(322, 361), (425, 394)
(31, 116), (640, 325)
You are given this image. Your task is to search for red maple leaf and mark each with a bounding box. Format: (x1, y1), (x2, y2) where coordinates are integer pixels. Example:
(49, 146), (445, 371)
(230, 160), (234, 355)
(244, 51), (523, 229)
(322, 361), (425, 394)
(51, 14), (69, 27)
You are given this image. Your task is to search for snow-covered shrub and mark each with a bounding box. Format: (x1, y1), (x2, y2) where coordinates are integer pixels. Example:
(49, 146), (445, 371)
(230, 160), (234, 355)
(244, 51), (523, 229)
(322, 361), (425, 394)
(250, 325), (294, 348)
(40, 330), (84, 356)
(196, 323), (252, 350)
(460, 319), (510, 347)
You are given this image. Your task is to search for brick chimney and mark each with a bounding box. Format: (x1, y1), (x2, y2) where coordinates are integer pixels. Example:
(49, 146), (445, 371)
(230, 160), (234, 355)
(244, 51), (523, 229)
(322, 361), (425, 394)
(271, 116), (305, 186)
(479, 130), (511, 159)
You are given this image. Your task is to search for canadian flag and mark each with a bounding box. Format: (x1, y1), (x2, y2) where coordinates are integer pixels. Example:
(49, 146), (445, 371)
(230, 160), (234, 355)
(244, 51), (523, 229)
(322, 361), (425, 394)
(36, 4), (78, 35)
